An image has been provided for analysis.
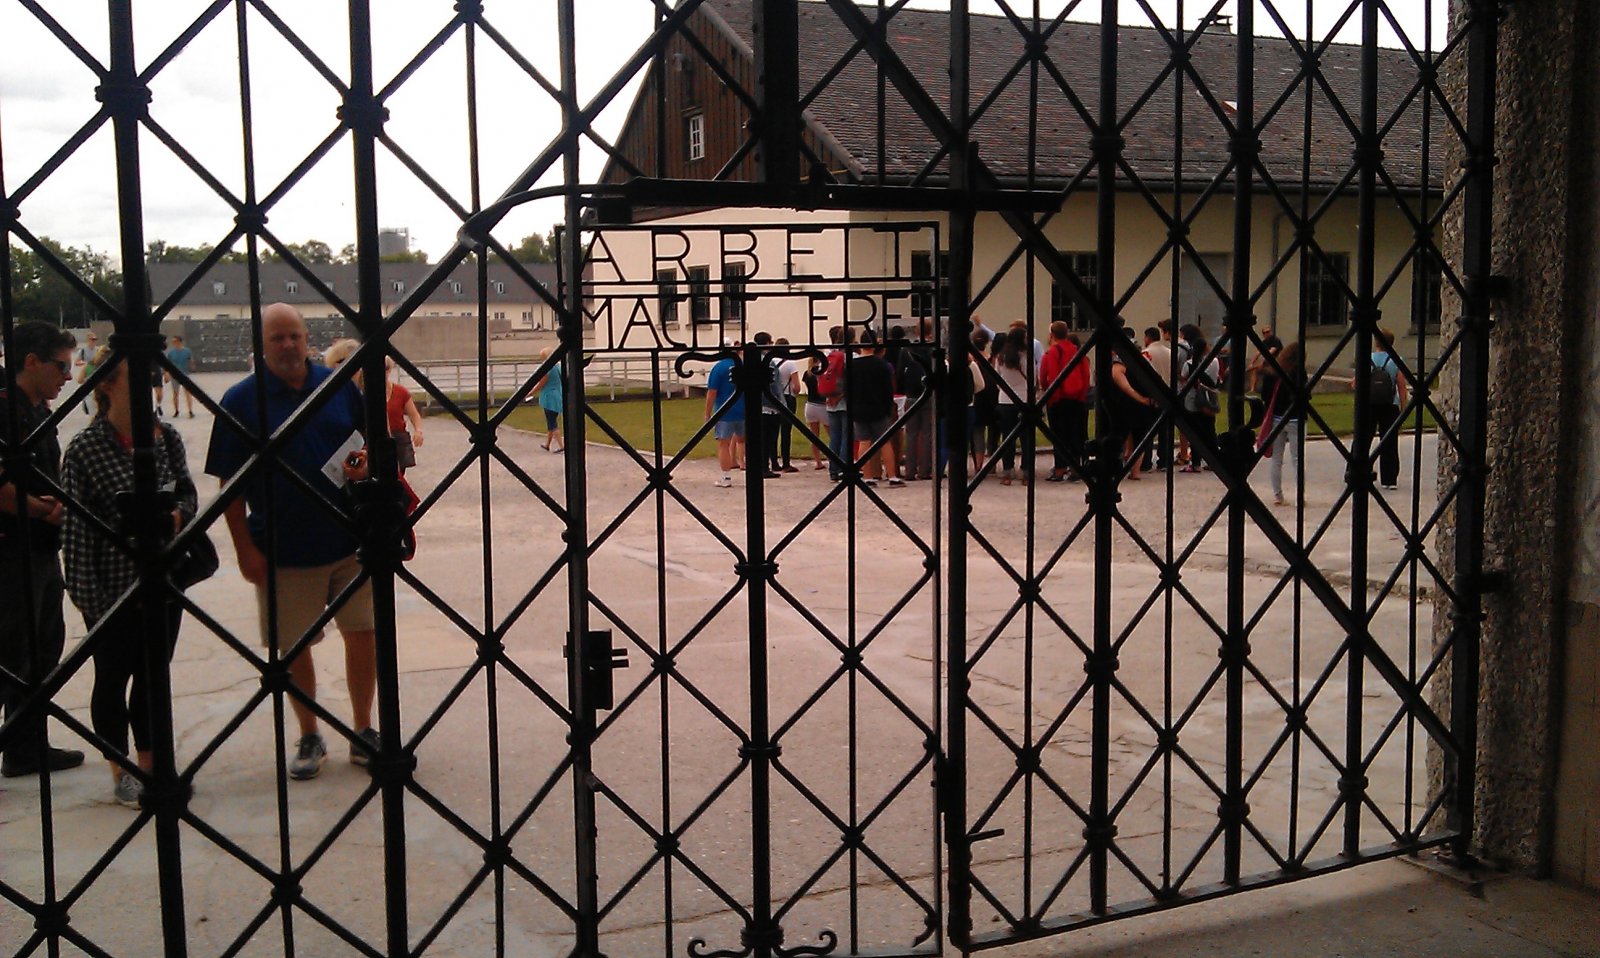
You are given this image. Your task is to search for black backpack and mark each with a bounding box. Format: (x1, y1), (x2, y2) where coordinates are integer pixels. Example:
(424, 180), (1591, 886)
(1368, 359), (1395, 407)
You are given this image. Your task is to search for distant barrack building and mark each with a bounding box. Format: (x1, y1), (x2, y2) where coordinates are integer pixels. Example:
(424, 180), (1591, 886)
(146, 259), (561, 370)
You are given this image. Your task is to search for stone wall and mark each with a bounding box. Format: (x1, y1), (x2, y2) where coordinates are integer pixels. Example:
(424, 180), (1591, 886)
(1435, 0), (1594, 878)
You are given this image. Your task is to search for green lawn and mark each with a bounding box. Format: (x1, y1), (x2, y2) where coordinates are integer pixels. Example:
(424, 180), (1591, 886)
(502, 391), (1437, 460)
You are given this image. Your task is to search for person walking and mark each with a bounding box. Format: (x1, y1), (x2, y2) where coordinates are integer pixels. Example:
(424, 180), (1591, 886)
(204, 303), (378, 780)
(1260, 341), (1306, 506)
(532, 346), (564, 454)
(0, 322), (87, 779)
(61, 350), (199, 806)
(71, 330), (99, 415)
(1039, 322), (1090, 482)
(165, 335), (197, 418)
(1369, 328), (1407, 490)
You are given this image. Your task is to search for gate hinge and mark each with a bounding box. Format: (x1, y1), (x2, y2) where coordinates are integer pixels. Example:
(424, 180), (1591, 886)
(565, 629), (628, 711)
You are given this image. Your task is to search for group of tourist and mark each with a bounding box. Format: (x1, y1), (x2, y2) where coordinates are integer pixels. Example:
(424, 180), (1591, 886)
(1, 307), (405, 807)
(701, 317), (1411, 509)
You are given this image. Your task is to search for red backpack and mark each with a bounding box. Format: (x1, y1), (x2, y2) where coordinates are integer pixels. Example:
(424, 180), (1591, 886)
(816, 349), (847, 399)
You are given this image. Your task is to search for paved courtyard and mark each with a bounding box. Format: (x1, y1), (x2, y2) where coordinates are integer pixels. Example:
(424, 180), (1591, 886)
(2, 371), (1474, 956)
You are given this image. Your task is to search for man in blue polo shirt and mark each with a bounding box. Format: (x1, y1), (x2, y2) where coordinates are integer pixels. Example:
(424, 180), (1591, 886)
(205, 303), (376, 781)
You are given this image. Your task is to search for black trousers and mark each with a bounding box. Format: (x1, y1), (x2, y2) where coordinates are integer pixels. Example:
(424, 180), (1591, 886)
(0, 547), (66, 764)
(780, 396), (797, 466)
(1047, 399), (1088, 476)
(1186, 409), (1218, 461)
(1372, 402), (1401, 485)
(90, 599), (183, 757)
(761, 411), (783, 471)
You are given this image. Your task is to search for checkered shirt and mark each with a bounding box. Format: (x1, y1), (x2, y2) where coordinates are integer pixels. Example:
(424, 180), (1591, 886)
(61, 417), (198, 625)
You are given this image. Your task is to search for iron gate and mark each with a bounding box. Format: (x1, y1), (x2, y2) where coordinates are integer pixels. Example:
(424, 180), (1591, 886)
(0, 0), (1499, 955)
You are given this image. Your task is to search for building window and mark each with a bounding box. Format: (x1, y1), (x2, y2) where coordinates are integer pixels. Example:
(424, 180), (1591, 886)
(450, 281), (463, 294)
(493, 311), (506, 320)
(285, 281), (299, 295)
(212, 281), (226, 296)
(1303, 252), (1350, 327)
(657, 269), (680, 327)
(1415, 254), (1442, 331)
(522, 310), (532, 321)
(687, 266), (711, 324)
(686, 113), (705, 161)
(493, 280), (506, 294)
(1049, 252), (1101, 330)
(392, 280), (406, 294)
(910, 251), (950, 319)
(722, 263), (747, 324)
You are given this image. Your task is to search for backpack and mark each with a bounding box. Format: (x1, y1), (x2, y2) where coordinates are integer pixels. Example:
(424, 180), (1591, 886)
(763, 355), (787, 410)
(1368, 358), (1395, 407)
(897, 346), (932, 399)
(816, 350), (846, 399)
(1183, 362), (1220, 416)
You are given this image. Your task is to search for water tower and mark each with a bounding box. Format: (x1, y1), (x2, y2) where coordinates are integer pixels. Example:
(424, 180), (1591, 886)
(378, 227), (411, 258)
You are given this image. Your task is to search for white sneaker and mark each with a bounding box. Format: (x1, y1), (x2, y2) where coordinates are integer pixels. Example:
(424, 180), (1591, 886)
(714, 476), (733, 488)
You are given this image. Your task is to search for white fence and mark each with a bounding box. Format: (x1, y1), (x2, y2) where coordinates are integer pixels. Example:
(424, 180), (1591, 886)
(399, 355), (698, 405)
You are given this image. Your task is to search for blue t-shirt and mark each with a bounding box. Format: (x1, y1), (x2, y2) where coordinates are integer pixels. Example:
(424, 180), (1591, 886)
(706, 358), (744, 421)
(166, 346), (194, 373)
(204, 362), (366, 567)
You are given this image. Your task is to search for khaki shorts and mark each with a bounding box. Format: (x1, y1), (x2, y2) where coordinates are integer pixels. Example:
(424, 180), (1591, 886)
(255, 554), (375, 649)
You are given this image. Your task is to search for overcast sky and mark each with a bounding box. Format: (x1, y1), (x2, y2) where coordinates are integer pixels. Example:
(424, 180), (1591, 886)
(1, 0), (1445, 268)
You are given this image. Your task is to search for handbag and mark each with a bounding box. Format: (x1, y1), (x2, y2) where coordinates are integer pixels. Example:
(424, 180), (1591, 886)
(170, 530), (219, 589)
(158, 423), (219, 589)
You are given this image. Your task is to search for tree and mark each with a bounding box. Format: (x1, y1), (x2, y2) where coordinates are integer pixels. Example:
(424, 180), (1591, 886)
(508, 227), (560, 263)
(9, 238), (123, 327)
(263, 239), (336, 265)
(378, 248), (429, 263)
(145, 239), (245, 264)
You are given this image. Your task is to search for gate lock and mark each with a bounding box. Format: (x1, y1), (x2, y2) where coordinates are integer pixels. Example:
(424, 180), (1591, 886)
(565, 630), (629, 712)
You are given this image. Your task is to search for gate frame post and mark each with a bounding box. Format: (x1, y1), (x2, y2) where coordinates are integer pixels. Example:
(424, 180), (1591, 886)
(1448, 0), (1502, 858)
(105, 4), (189, 955)
(943, 5), (975, 950)
(345, 2), (411, 954)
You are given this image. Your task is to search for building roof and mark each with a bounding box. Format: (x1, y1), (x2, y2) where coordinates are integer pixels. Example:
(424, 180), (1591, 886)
(147, 260), (561, 311)
(700, 0), (1443, 190)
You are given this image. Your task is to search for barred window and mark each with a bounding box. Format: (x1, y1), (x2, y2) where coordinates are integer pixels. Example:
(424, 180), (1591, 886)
(1049, 252), (1101, 330)
(657, 269), (680, 327)
(722, 263), (747, 324)
(910, 250), (949, 319)
(687, 266), (711, 324)
(1303, 252), (1350, 326)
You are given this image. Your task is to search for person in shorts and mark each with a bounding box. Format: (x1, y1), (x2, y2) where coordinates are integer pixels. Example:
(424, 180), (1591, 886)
(705, 345), (746, 487)
(165, 334), (196, 417)
(205, 303), (377, 781)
